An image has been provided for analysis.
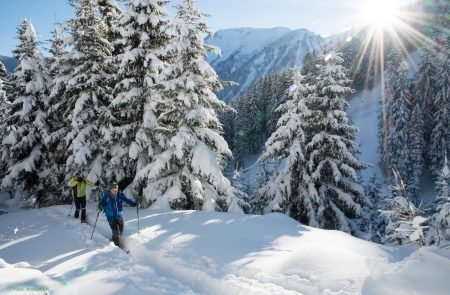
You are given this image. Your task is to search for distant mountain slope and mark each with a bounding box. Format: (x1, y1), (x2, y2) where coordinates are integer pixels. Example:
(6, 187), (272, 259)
(0, 56), (18, 73)
(206, 27), (325, 101)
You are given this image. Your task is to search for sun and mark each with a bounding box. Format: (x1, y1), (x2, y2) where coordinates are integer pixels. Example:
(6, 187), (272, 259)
(344, 0), (427, 90)
(361, 0), (404, 30)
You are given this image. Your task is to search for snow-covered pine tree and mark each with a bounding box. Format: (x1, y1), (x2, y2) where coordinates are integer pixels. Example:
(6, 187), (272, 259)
(41, 25), (70, 200)
(232, 95), (255, 168)
(0, 60), (9, 94)
(300, 52), (368, 235)
(429, 38), (450, 179)
(382, 169), (428, 246)
(0, 61), (7, 98)
(223, 69), (292, 170)
(96, 0), (122, 52)
(428, 156), (450, 245)
(217, 106), (236, 180)
(0, 61), (7, 103)
(0, 60), (8, 109)
(407, 102), (425, 199)
(363, 174), (387, 243)
(102, 0), (171, 186)
(390, 82), (412, 181)
(1, 20), (51, 205)
(135, 0), (247, 212)
(218, 107), (236, 153)
(301, 50), (319, 83)
(48, 0), (114, 183)
(252, 70), (307, 216)
(48, 25), (65, 67)
(340, 35), (375, 90)
(413, 43), (437, 133)
(95, 0), (123, 101)
(0, 61), (10, 181)
(379, 46), (409, 177)
(266, 70), (291, 135)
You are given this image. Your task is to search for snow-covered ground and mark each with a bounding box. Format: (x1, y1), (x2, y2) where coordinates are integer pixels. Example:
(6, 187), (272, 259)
(1, 204), (450, 294)
(348, 84), (383, 183)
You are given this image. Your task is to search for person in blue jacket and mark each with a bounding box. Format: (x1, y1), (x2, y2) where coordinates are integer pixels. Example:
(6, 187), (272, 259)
(97, 182), (139, 248)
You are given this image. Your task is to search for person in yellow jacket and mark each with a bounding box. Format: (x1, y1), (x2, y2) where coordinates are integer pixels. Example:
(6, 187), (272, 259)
(68, 171), (96, 223)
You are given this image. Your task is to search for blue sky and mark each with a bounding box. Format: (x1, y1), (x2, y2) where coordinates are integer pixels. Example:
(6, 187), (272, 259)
(0, 0), (363, 56)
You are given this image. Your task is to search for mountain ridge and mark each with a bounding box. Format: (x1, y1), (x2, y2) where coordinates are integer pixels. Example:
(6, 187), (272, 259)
(0, 55), (18, 73)
(206, 27), (326, 101)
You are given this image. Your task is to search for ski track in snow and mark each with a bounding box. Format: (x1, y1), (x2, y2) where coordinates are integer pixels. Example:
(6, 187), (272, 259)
(1, 205), (450, 294)
(0, 206), (197, 295)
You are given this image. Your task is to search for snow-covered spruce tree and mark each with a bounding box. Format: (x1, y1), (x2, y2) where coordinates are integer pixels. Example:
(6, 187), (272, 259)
(1, 20), (52, 205)
(0, 60), (8, 109)
(48, 0), (114, 183)
(42, 25), (70, 200)
(340, 35), (376, 90)
(363, 174), (387, 243)
(301, 50), (320, 84)
(428, 156), (450, 245)
(232, 95), (254, 168)
(102, 0), (171, 187)
(406, 102), (425, 199)
(0, 60), (9, 94)
(300, 52), (368, 235)
(267, 70), (292, 135)
(0, 61), (10, 182)
(413, 43), (437, 134)
(95, 0), (123, 100)
(379, 46), (410, 177)
(0, 59), (9, 120)
(134, 0), (247, 212)
(390, 81), (412, 182)
(48, 25), (65, 68)
(96, 0), (122, 51)
(218, 107), (236, 153)
(252, 70), (307, 216)
(429, 40), (450, 179)
(382, 169), (428, 246)
(217, 106), (236, 180)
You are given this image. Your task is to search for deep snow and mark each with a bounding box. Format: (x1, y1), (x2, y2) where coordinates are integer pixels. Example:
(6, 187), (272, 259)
(1, 203), (449, 295)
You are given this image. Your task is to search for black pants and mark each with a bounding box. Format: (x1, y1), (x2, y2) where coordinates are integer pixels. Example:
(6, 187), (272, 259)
(108, 217), (124, 247)
(74, 196), (87, 220)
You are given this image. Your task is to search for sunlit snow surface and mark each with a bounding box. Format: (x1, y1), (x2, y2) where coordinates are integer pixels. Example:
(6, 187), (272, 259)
(1, 204), (449, 294)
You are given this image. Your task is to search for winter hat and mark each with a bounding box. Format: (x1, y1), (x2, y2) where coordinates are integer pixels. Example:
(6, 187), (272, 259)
(108, 182), (118, 190)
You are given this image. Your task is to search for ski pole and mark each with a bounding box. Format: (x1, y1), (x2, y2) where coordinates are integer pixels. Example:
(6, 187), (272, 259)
(136, 206), (140, 235)
(91, 211), (100, 240)
(68, 188), (75, 216)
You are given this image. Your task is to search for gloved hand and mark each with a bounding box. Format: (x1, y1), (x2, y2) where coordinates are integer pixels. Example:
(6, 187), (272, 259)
(96, 206), (103, 213)
(134, 203), (140, 208)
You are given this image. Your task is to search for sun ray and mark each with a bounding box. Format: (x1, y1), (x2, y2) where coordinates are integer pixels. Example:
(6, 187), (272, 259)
(336, 0), (439, 93)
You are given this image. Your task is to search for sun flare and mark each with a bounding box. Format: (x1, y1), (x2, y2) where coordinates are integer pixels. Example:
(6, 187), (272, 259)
(362, 0), (403, 30)
(343, 0), (428, 90)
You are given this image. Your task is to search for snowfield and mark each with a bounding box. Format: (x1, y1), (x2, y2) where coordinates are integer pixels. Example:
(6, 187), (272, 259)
(1, 205), (450, 295)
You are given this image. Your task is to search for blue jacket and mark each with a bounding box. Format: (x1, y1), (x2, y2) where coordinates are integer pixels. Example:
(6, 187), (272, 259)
(98, 191), (136, 221)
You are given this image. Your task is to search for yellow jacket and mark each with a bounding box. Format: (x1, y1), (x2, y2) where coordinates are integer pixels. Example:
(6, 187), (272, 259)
(68, 177), (95, 198)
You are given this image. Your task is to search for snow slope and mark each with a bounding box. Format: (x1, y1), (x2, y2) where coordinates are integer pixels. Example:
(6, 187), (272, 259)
(348, 84), (383, 182)
(1, 204), (450, 294)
